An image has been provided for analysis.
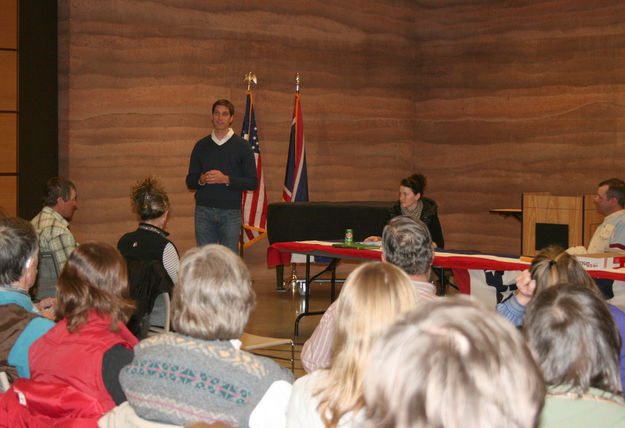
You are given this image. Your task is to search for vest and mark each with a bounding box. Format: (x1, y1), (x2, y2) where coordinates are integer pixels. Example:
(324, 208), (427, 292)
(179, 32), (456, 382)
(29, 310), (138, 411)
(118, 223), (175, 264)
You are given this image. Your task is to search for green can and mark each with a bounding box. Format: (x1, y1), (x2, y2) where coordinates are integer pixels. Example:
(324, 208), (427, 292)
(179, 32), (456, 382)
(345, 228), (354, 245)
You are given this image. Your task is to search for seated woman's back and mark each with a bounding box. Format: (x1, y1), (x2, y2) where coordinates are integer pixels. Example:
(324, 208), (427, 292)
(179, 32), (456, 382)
(116, 244), (293, 428)
(29, 242), (138, 413)
(524, 284), (625, 427)
(287, 262), (420, 428)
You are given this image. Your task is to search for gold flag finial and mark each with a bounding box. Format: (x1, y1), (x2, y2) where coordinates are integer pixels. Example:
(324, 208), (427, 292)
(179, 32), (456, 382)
(295, 73), (301, 94)
(244, 72), (257, 91)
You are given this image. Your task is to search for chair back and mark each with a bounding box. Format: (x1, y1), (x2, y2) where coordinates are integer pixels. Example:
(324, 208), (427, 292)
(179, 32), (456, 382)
(149, 292), (171, 334)
(34, 250), (60, 300)
(125, 260), (173, 339)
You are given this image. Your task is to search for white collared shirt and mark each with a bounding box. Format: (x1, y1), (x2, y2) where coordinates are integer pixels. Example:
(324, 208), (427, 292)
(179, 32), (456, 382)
(588, 209), (625, 254)
(211, 128), (234, 146)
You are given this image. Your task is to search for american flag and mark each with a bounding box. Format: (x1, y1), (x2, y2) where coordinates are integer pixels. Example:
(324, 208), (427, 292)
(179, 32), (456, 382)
(240, 90), (268, 247)
(282, 93), (309, 202)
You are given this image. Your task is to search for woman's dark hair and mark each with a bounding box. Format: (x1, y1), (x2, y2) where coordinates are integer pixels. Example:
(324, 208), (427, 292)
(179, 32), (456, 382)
(131, 176), (170, 221)
(56, 242), (135, 333)
(524, 283), (622, 396)
(400, 173), (426, 196)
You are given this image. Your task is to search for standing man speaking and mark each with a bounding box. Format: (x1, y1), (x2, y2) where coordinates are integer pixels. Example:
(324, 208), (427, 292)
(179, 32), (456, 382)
(186, 99), (258, 254)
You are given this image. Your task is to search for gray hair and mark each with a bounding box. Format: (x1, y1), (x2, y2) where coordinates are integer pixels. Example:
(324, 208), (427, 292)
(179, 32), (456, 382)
(382, 216), (433, 275)
(363, 296), (545, 428)
(172, 245), (255, 340)
(0, 217), (39, 284)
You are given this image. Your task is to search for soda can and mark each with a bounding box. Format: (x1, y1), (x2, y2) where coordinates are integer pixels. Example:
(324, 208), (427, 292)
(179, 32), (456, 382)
(345, 228), (354, 245)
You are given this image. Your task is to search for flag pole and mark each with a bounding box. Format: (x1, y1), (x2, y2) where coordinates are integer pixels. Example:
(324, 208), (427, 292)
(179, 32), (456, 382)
(239, 72), (258, 258)
(286, 72), (302, 293)
(244, 71), (257, 91)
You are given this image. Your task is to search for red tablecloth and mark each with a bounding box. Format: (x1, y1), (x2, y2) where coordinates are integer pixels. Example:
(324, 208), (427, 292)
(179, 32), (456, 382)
(267, 241), (625, 282)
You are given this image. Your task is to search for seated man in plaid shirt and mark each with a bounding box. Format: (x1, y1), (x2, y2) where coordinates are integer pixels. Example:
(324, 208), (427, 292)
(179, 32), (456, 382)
(31, 177), (78, 271)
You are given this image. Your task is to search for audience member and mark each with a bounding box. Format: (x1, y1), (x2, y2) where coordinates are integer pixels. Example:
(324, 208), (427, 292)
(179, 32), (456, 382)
(365, 173), (444, 248)
(495, 246), (625, 391)
(525, 284), (625, 426)
(31, 176), (78, 269)
(496, 246), (604, 326)
(29, 242), (138, 413)
(0, 218), (55, 382)
(118, 175), (179, 284)
(287, 262), (420, 427)
(118, 176), (178, 337)
(301, 216), (436, 373)
(110, 245), (293, 428)
(362, 296), (545, 428)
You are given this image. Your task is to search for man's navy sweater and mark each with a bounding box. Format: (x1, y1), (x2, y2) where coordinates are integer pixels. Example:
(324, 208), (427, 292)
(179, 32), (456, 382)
(185, 134), (257, 209)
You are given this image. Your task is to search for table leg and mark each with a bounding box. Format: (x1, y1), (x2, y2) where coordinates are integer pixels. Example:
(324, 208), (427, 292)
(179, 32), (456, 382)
(293, 256), (339, 336)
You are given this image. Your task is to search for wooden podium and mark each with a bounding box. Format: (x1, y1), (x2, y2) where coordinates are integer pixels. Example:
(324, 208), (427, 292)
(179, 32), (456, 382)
(522, 193), (602, 256)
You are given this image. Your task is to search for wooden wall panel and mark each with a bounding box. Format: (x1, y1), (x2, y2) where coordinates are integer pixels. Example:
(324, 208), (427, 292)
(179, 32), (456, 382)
(59, 1), (625, 278)
(58, 0), (420, 276)
(0, 176), (17, 217)
(0, 0), (17, 49)
(584, 194), (604, 247)
(0, 51), (17, 111)
(0, 114), (17, 172)
(412, 1), (625, 256)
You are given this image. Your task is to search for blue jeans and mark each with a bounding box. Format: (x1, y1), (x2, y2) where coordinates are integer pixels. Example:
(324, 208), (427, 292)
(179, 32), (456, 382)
(194, 206), (241, 254)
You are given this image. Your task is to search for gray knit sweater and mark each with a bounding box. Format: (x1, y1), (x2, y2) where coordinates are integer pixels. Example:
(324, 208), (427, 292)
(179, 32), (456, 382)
(120, 333), (293, 427)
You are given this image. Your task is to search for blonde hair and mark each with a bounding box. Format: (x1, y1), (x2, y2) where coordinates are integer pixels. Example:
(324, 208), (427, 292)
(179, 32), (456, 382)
(314, 262), (419, 427)
(530, 246), (597, 295)
(131, 175), (170, 221)
(171, 245), (255, 340)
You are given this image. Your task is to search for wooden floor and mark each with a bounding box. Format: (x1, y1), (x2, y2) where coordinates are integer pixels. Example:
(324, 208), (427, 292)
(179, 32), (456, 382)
(244, 262), (358, 378)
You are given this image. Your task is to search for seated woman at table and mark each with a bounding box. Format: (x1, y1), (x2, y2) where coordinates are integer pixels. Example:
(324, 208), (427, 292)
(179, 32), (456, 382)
(496, 245), (625, 392)
(365, 173), (444, 248)
(28, 242), (138, 413)
(286, 261), (420, 427)
(525, 284), (625, 426)
(107, 244), (294, 427)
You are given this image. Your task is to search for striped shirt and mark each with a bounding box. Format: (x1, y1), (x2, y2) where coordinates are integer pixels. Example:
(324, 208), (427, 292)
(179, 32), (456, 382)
(301, 280), (436, 373)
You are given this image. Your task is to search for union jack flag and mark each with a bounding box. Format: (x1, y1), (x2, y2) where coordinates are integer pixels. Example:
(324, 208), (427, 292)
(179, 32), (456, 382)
(241, 91), (267, 247)
(283, 93), (309, 202)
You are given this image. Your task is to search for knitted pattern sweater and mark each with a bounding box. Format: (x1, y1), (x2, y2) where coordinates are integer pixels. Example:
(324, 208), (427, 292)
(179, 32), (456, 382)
(120, 333), (293, 427)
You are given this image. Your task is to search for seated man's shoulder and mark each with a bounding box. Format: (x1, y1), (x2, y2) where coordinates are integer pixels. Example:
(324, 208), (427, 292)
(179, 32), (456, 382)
(0, 303), (53, 342)
(1, 302), (38, 324)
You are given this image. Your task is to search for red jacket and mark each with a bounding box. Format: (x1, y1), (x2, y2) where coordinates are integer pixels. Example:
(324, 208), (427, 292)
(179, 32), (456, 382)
(0, 378), (102, 427)
(29, 310), (138, 412)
